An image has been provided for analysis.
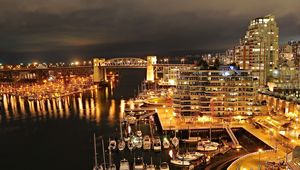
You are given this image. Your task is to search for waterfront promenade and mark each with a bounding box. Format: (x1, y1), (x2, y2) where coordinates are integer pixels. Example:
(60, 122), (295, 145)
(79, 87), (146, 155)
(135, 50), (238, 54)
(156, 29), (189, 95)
(156, 107), (294, 169)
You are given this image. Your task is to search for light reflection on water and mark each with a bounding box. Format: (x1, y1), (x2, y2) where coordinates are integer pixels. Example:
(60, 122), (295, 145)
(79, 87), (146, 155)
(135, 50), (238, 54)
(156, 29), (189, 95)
(0, 88), (123, 125)
(0, 69), (146, 170)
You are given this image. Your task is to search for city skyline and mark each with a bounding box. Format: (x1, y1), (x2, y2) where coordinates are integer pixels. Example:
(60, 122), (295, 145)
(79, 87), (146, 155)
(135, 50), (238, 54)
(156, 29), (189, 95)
(0, 0), (300, 63)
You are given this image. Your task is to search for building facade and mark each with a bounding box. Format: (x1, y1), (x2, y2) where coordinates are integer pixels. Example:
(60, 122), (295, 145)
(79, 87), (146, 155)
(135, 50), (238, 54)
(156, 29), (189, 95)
(173, 66), (255, 117)
(235, 15), (279, 87)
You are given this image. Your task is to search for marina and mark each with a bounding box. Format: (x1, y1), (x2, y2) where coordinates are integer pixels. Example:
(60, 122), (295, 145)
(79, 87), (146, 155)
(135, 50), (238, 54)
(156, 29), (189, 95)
(0, 69), (293, 169)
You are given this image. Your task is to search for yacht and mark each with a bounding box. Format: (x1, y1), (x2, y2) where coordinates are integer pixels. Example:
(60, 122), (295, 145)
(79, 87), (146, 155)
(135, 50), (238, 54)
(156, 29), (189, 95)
(162, 138), (170, 149)
(177, 152), (203, 161)
(153, 136), (161, 152)
(135, 138), (143, 149)
(197, 140), (218, 151)
(134, 157), (145, 170)
(118, 140), (126, 151)
(170, 159), (190, 166)
(143, 135), (151, 150)
(136, 130), (142, 137)
(119, 159), (130, 170)
(171, 136), (179, 147)
(182, 137), (201, 143)
(109, 139), (117, 150)
(159, 162), (170, 170)
(107, 164), (116, 170)
(128, 140), (135, 150)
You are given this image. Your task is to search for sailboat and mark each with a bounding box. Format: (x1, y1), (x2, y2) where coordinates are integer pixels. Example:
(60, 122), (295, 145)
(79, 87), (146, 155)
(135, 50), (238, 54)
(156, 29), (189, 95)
(107, 142), (116, 170)
(108, 138), (117, 150)
(146, 157), (155, 170)
(93, 134), (103, 170)
(163, 137), (170, 149)
(118, 120), (126, 151)
(119, 159), (130, 170)
(128, 140), (135, 150)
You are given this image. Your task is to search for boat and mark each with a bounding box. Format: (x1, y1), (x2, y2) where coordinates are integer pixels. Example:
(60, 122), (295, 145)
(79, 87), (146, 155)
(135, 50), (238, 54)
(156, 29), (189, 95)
(118, 140), (126, 151)
(146, 157), (155, 170)
(128, 140), (135, 150)
(126, 116), (136, 124)
(107, 164), (116, 170)
(159, 162), (170, 170)
(134, 157), (145, 170)
(197, 140), (218, 151)
(153, 136), (161, 152)
(162, 137), (170, 149)
(171, 136), (179, 147)
(108, 139), (117, 150)
(120, 159), (130, 170)
(108, 140), (116, 170)
(170, 159), (190, 166)
(182, 137), (201, 143)
(93, 134), (104, 170)
(200, 140), (219, 147)
(136, 130), (142, 137)
(176, 152), (203, 161)
(118, 120), (126, 151)
(135, 138), (143, 149)
(146, 164), (156, 170)
(143, 135), (151, 150)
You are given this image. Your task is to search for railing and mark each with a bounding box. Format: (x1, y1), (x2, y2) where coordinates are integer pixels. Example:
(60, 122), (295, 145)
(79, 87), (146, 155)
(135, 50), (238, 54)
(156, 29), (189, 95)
(225, 125), (239, 146)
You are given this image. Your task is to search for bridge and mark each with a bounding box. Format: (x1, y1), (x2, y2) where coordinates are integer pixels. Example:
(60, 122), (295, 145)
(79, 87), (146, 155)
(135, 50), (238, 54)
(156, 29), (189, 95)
(93, 56), (193, 83)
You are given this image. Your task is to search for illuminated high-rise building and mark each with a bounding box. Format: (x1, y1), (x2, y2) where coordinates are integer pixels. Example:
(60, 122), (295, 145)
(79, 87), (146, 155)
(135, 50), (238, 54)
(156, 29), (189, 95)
(235, 15), (279, 87)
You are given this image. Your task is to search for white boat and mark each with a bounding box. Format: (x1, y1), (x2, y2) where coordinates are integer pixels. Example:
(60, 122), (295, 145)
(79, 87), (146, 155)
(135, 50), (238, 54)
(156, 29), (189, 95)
(171, 137), (179, 147)
(136, 130), (142, 137)
(143, 135), (151, 150)
(107, 164), (116, 170)
(170, 159), (190, 166)
(118, 140), (126, 151)
(124, 136), (130, 142)
(134, 157), (145, 170)
(177, 152), (203, 161)
(128, 140), (135, 150)
(108, 139), (117, 150)
(153, 136), (161, 152)
(182, 137), (201, 143)
(135, 138), (143, 149)
(197, 141), (218, 151)
(159, 162), (170, 170)
(162, 138), (170, 149)
(120, 159), (130, 170)
(200, 140), (219, 147)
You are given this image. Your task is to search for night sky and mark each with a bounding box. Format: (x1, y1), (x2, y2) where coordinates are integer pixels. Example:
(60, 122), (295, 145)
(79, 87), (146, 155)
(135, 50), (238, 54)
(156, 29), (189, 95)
(0, 0), (299, 63)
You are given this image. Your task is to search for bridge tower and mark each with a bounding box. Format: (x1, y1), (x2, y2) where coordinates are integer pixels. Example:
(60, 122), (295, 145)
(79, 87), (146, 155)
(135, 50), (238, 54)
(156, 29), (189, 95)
(93, 58), (107, 83)
(146, 56), (157, 82)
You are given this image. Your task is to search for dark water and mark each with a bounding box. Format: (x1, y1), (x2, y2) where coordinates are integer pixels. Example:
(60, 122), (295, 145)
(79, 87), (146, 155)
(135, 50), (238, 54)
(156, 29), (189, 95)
(0, 69), (146, 170)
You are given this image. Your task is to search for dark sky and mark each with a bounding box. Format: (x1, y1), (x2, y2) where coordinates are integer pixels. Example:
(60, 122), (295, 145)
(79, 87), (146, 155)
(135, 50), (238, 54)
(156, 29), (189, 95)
(0, 0), (300, 63)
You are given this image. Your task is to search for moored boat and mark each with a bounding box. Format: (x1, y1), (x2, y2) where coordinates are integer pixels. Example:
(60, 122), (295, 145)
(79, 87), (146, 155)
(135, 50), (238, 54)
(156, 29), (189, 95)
(159, 162), (170, 170)
(143, 135), (151, 150)
(170, 159), (190, 166)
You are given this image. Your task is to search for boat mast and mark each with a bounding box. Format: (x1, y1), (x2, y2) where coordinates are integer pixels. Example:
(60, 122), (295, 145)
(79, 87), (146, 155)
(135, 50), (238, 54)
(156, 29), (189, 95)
(101, 137), (106, 170)
(120, 120), (123, 139)
(93, 133), (98, 167)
